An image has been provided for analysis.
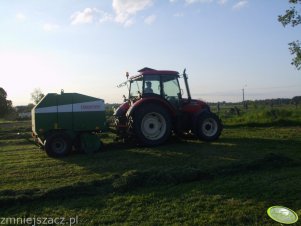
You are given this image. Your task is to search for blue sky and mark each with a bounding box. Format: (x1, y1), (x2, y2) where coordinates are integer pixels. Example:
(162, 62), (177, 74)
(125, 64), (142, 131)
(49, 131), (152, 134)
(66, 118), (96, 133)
(0, 0), (300, 105)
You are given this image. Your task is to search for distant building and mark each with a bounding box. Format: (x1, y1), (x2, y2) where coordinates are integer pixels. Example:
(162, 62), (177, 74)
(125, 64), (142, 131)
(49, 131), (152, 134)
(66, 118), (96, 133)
(18, 112), (31, 119)
(15, 105), (33, 119)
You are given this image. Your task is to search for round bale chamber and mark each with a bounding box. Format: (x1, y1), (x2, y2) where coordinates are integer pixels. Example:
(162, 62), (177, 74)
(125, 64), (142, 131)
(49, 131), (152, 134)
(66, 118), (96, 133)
(31, 92), (106, 157)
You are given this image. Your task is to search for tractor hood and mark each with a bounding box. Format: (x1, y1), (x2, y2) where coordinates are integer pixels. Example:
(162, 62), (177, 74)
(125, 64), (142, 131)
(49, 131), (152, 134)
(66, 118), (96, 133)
(182, 98), (209, 112)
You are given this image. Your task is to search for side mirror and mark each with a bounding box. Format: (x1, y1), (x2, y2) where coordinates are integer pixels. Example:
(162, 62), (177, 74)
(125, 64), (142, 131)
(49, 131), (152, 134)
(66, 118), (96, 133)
(178, 92), (182, 99)
(123, 95), (127, 102)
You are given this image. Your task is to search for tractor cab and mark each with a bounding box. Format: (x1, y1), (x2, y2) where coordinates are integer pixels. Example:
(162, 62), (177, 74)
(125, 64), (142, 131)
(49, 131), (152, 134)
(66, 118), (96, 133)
(128, 68), (182, 109)
(114, 67), (222, 146)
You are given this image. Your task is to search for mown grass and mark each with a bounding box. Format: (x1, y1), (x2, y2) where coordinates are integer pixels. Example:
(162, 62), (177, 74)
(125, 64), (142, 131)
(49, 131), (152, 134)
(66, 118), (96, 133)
(0, 111), (301, 225)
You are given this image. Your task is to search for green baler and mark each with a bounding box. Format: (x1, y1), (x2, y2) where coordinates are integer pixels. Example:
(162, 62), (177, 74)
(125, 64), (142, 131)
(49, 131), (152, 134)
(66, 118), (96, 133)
(32, 92), (106, 157)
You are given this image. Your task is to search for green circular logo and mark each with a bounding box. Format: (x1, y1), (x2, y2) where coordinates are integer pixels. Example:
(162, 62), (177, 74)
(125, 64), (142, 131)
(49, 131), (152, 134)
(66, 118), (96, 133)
(267, 206), (298, 224)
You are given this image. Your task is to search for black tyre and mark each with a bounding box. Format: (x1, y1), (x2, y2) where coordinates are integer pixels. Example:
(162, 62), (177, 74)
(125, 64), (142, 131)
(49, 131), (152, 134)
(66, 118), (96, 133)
(132, 104), (171, 146)
(45, 133), (72, 157)
(73, 136), (82, 153)
(196, 112), (222, 141)
(80, 133), (102, 154)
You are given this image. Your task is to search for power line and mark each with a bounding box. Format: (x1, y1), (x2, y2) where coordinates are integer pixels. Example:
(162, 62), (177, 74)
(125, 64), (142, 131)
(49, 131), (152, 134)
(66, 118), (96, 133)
(194, 85), (300, 96)
(247, 85), (301, 90)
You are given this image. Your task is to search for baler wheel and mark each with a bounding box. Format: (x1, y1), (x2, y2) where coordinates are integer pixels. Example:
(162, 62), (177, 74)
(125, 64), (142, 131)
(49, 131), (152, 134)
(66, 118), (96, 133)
(45, 133), (72, 157)
(80, 133), (102, 154)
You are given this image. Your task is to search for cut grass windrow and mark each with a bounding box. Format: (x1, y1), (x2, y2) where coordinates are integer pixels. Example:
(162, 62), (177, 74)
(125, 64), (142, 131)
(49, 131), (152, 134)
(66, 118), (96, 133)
(0, 153), (299, 208)
(1, 120), (301, 225)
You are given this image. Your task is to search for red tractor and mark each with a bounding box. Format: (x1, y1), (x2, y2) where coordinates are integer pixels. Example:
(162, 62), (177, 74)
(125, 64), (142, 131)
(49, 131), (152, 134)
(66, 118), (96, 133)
(114, 68), (222, 146)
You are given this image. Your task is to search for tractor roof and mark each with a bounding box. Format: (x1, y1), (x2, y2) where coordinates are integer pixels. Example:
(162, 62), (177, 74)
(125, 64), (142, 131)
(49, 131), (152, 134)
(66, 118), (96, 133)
(139, 67), (179, 75)
(141, 70), (179, 75)
(129, 67), (179, 80)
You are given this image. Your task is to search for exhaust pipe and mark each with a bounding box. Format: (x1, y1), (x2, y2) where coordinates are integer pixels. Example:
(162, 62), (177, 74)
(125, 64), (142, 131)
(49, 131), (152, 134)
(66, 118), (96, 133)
(183, 69), (191, 101)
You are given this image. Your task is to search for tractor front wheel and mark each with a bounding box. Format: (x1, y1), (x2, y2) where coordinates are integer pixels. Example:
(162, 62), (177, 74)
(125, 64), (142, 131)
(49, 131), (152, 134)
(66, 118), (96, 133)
(196, 112), (222, 142)
(132, 104), (171, 146)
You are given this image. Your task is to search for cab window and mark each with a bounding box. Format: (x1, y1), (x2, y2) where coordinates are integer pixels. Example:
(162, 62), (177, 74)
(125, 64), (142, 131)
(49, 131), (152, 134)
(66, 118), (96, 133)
(129, 78), (142, 98)
(162, 75), (181, 100)
(143, 75), (161, 95)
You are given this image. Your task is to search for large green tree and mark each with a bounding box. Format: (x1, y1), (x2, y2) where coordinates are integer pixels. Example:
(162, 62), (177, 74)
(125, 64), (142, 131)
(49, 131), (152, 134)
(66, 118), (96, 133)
(0, 88), (8, 116)
(279, 0), (301, 70)
(0, 87), (13, 117)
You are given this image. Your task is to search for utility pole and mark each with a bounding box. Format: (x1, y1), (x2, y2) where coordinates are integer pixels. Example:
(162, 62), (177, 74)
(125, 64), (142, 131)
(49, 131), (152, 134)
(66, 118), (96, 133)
(242, 85), (247, 109)
(242, 88), (245, 104)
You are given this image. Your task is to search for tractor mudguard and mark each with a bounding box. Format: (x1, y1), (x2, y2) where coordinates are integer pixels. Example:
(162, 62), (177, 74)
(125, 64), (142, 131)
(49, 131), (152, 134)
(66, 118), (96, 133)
(192, 108), (210, 133)
(126, 98), (176, 119)
(114, 102), (130, 117)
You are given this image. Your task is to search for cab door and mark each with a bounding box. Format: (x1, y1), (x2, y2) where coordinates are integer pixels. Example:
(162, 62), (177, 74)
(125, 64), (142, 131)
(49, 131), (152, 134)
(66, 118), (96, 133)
(161, 75), (181, 109)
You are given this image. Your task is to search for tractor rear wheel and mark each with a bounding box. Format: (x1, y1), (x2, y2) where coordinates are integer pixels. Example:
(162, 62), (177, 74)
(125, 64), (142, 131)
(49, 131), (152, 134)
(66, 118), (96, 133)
(45, 133), (72, 157)
(132, 104), (171, 146)
(196, 112), (222, 141)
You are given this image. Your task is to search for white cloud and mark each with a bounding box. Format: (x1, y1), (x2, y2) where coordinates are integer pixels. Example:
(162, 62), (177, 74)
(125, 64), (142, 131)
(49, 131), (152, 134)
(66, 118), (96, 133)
(124, 18), (135, 27)
(16, 13), (26, 22)
(218, 0), (228, 5)
(43, 23), (59, 32)
(185, 0), (213, 4)
(172, 0), (230, 6)
(174, 12), (184, 17)
(98, 11), (113, 24)
(71, 8), (95, 25)
(232, 0), (248, 10)
(112, 0), (153, 26)
(144, 14), (156, 25)
(71, 8), (114, 25)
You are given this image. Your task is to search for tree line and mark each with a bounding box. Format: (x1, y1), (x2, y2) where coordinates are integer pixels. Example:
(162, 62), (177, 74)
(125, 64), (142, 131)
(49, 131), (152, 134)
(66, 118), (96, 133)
(0, 88), (14, 117)
(0, 87), (45, 119)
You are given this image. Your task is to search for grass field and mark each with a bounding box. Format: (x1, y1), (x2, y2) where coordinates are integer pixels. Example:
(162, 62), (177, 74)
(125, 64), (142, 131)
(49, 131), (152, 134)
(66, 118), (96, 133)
(210, 103), (301, 127)
(0, 107), (301, 225)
